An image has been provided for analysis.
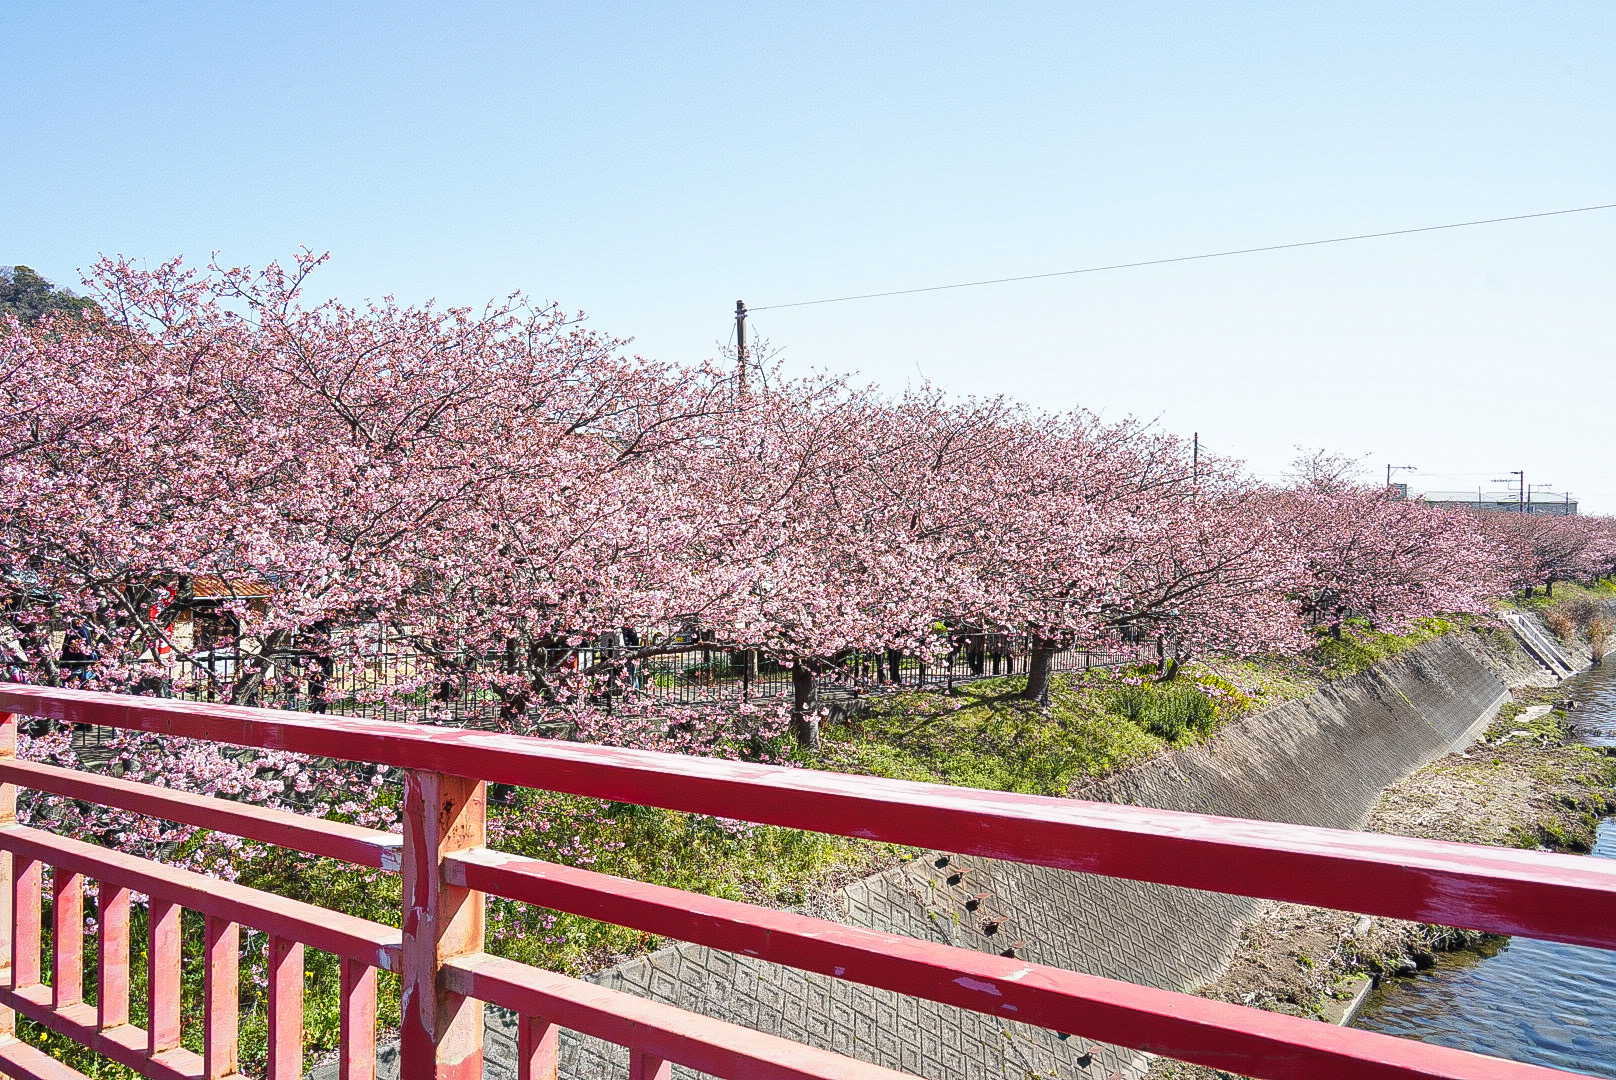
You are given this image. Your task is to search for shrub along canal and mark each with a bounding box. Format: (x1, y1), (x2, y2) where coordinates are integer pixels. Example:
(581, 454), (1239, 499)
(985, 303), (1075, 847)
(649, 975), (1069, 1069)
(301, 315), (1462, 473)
(1352, 661), (1616, 1077)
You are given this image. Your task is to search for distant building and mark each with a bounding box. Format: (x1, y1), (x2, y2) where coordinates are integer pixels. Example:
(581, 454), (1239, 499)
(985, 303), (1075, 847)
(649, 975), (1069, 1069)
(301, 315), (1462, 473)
(1417, 490), (1578, 515)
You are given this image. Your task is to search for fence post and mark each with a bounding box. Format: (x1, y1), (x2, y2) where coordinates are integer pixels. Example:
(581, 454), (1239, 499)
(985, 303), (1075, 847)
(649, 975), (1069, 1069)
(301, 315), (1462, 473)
(0, 710), (12, 1039)
(400, 770), (487, 1080)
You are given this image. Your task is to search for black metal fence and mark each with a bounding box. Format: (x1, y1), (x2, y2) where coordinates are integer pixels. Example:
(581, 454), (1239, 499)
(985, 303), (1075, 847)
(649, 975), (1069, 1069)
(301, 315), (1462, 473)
(160, 639), (1136, 729)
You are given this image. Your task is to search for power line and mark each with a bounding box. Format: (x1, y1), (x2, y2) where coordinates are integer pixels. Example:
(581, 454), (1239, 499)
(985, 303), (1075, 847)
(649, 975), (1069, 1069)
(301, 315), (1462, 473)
(751, 201), (1616, 311)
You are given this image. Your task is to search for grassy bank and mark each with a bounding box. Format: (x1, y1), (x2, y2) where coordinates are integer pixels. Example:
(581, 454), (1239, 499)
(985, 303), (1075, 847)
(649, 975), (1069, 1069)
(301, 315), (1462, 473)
(1507, 575), (1616, 615)
(817, 667), (1243, 796)
(816, 617), (1481, 797)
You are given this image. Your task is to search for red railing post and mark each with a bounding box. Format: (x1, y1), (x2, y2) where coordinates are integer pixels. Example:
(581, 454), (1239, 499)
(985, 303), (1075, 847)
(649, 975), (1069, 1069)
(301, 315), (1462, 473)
(267, 935), (305, 1080)
(11, 858), (40, 991)
(51, 868), (83, 1008)
(340, 955), (379, 1080)
(400, 770), (486, 1080)
(97, 883), (131, 1029)
(629, 1049), (673, 1080)
(204, 914), (240, 1078)
(516, 1014), (559, 1080)
(0, 710), (13, 1039)
(147, 898), (182, 1055)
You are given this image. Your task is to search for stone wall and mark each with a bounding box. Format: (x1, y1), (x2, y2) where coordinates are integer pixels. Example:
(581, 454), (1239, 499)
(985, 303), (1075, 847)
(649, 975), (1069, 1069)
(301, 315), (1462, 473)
(328, 627), (1545, 1080)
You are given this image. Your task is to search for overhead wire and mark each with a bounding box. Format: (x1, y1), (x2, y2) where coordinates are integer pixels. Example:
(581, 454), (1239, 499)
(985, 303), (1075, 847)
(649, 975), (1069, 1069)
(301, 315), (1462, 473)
(751, 202), (1616, 311)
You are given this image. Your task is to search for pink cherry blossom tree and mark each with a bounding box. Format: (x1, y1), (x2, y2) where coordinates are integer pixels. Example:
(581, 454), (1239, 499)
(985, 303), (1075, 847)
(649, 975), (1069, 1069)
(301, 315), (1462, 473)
(667, 377), (981, 746)
(7, 250), (1606, 756)
(0, 253), (733, 721)
(960, 413), (1286, 700)
(1476, 510), (1616, 597)
(1275, 454), (1505, 636)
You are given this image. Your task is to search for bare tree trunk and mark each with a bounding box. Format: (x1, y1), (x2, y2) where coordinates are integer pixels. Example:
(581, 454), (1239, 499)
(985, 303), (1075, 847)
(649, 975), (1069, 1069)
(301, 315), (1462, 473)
(230, 627), (291, 706)
(1020, 644), (1057, 706)
(1155, 638), (1181, 682)
(791, 663), (821, 749)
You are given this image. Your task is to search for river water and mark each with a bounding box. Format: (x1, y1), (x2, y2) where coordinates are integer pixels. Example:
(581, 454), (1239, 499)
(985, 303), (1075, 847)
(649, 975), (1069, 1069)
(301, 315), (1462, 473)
(1353, 663), (1616, 1077)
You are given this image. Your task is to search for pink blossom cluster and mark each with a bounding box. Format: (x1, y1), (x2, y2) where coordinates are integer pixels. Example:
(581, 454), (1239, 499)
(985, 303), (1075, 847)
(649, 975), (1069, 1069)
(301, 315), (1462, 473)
(16, 727), (399, 880)
(1475, 510), (1616, 595)
(561, 700), (793, 759)
(2, 254), (1614, 737)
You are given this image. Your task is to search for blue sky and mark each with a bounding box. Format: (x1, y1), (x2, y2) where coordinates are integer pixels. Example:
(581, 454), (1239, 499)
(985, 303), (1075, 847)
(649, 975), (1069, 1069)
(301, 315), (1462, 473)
(6, 3), (1615, 508)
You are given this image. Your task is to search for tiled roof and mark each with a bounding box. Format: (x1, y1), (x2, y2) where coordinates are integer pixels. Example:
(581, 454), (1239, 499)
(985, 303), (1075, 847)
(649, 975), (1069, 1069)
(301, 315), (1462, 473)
(189, 576), (272, 599)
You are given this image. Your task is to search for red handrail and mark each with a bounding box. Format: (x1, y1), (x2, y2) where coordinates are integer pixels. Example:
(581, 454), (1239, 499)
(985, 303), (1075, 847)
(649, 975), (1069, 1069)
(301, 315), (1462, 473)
(0, 683), (1606, 1080)
(3, 684), (1610, 947)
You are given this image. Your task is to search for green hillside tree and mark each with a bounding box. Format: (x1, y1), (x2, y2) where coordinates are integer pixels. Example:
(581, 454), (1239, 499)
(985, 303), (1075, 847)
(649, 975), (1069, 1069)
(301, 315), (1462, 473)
(0, 264), (99, 324)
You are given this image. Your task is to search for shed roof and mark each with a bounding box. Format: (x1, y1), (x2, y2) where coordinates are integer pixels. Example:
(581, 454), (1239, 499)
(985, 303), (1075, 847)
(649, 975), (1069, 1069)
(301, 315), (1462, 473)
(189, 576), (273, 599)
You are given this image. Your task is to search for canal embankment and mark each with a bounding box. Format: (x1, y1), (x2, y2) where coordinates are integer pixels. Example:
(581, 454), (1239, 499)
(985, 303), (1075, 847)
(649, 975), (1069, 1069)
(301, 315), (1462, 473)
(1148, 628), (1616, 1080)
(1348, 654), (1616, 1079)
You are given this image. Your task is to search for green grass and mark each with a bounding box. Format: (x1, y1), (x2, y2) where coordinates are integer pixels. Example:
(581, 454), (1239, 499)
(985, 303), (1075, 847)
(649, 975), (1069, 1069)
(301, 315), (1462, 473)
(1507, 577), (1616, 614)
(481, 792), (896, 974)
(1305, 616), (1459, 679)
(1108, 682), (1219, 741)
(817, 666), (1260, 796)
(1483, 699), (1560, 743)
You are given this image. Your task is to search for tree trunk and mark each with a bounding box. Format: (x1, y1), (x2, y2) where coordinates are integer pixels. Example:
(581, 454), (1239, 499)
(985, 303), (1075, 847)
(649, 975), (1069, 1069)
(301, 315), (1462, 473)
(1545, 578), (1555, 597)
(230, 628), (290, 707)
(1154, 637), (1183, 682)
(791, 663), (821, 750)
(1020, 644), (1057, 706)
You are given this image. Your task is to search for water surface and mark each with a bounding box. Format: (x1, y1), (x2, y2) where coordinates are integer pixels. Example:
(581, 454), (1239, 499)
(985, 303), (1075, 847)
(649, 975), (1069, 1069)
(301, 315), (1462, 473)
(1353, 662), (1616, 1078)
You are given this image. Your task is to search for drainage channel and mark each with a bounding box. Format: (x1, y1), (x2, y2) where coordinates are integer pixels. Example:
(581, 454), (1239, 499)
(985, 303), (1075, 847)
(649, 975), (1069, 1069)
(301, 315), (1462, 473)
(1351, 661), (1616, 1078)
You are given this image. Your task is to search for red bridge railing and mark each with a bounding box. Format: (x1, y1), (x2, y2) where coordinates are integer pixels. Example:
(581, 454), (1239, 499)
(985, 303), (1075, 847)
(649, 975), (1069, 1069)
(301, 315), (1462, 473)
(0, 683), (1610, 1080)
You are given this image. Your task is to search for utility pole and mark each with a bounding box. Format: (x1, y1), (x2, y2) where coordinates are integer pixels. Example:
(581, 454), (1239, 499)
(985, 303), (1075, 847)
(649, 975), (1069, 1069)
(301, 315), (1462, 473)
(1493, 471), (1525, 514)
(1526, 482), (1555, 516)
(1385, 464), (1416, 497)
(734, 300), (749, 398)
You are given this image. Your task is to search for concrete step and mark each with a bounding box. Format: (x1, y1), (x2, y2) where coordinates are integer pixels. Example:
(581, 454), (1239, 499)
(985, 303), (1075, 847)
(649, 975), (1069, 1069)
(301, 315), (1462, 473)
(1501, 612), (1577, 678)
